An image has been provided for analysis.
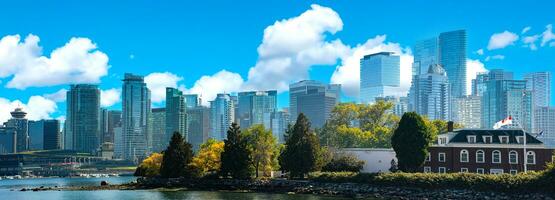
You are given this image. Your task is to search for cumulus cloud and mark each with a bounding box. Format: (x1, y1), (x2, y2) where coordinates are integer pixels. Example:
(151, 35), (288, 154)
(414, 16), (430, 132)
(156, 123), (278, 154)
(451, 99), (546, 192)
(144, 72), (184, 104)
(43, 89), (67, 102)
(466, 59), (488, 95)
(540, 24), (555, 47)
(522, 35), (540, 50)
(487, 31), (519, 50)
(0, 96), (57, 124)
(244, 4), (349, 92)
(330, 35), (413, 97)
(0, 34), (109, 89)
(522, 26), (531, 34)
(100, 88), (121, 107)
(475, 49), (484, 55)
(185, 70), (244, 106)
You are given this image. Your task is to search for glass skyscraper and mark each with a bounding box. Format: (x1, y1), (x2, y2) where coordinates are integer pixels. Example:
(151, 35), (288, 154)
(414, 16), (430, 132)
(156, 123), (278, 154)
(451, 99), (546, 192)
(209, 93), (235, 141)
(439, 30), (467, 97)
(148, 108), (166, 153)
(165, 87), (187, 140)
(412, 64), (451, 120)
(452, 95), (481, 128)
(481, 78), (533, 132)
(187, 106), (210, 152)
(66, 84), (100, 154)
(413, 37), (439, 77)
(28, 119), (60, 150)
(535, 106), (555, 148)
(270, 111), (290, 144)
(237, 90), (277, 128)
(524, 72), (551, 108)
(185, 94), (200, 108)
(289, 80), (341, 128)
(360, 52), (401, 104)
(122, 73), (151, 162)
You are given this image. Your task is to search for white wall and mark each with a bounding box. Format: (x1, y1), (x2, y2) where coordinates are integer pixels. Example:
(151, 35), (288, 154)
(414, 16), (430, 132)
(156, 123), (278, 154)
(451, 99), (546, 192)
(340, 148), (397, 173)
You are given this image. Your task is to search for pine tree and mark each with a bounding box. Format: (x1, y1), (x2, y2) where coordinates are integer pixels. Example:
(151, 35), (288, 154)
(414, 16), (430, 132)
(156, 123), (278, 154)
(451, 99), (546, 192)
(220, 123), (253, 179)
(391, 112), (433, 172)
(160, 132), (194, 178)
(279, 113), (321, 179)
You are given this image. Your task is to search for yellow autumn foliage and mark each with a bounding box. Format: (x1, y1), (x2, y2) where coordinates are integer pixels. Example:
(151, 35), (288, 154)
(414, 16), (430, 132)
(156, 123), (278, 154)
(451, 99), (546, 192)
(190, 139), (224, 177)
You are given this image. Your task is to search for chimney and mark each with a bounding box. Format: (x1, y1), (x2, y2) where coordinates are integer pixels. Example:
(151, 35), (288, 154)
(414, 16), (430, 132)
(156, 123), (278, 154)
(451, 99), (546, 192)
(447, 121), (454, 132)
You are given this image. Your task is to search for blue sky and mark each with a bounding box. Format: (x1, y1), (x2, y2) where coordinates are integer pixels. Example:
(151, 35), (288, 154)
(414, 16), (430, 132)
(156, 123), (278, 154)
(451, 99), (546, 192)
(0, 0), (554, 122)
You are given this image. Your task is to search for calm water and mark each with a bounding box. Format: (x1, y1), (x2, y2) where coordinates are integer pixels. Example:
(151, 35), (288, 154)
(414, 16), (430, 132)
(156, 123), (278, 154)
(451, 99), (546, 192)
(0, 177), (346, 200)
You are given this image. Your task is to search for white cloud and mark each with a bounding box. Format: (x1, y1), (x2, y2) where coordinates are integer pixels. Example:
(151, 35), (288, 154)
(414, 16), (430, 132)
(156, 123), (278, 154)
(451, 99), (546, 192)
(244, 4), (349, 92)
(0, 34), (109, 89)
(475, 49), (484, 55)
(522, 34), (540, 50)
(144, 72), (184, 104)
(185, 70), (244, 106)
(43, 89), (67, 102)
(541, 24), (555, 47)
(100, 88), (121, 107)
(487, 31), (519, 50)
(466, 59), (488, 95)
(522, 26), (531, 34)
(0, 96), (57, 124)
(485, 55), (505, 61)
(330, 35), (413, 97)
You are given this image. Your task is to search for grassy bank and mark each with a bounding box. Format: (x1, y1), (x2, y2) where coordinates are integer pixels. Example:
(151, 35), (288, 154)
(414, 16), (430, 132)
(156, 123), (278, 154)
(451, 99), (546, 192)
(309, 166), (554, 193)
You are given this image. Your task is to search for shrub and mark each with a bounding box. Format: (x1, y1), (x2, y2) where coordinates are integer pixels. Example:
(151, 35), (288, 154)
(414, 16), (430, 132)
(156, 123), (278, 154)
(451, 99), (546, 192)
(322, 154), (364, 172)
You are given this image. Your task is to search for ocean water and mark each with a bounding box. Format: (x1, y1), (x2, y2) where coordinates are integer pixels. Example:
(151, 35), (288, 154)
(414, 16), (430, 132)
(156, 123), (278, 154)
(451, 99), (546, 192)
(0, 176), (347, 200)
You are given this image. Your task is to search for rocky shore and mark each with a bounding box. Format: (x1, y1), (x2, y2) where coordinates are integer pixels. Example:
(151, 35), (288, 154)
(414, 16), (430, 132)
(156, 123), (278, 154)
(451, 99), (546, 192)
(22, 177), (554, 200)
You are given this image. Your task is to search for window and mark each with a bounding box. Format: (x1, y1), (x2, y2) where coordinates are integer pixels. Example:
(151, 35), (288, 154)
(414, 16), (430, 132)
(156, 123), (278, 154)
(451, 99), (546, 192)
(423, 167), (431, 173)
(467, 135), (476, 143)
(460, 168), (468, 173)
(483, 136), (492, 143)
(425, 154), (431, 162)
(438, 152), (446, 162)
(490, 169), (504, 175)
(510, 170), (518, 175)
(476, 168), (485, 174)
(499, 136), (509, 144)
(527, 151), (536, 164)
(509, 151), (518, 164)
(439, 137), (447, 145)
(439, 167), (446, 173)
(460, 149), (469, 162)
(492, 150), (501, 163)
(476, 150), (485, 163)
(516, 136), (524, 144)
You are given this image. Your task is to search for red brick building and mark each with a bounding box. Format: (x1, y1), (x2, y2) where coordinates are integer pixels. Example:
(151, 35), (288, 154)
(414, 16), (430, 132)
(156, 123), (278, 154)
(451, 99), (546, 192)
(423, 129), (554, 174)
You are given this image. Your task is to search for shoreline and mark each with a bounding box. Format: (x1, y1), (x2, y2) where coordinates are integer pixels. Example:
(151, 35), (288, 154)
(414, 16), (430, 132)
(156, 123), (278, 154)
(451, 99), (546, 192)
(20, 177), (554, 199)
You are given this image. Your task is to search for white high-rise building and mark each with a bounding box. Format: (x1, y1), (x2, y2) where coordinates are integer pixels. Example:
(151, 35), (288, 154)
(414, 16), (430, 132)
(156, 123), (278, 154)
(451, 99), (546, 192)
(452, 95), (481, 128)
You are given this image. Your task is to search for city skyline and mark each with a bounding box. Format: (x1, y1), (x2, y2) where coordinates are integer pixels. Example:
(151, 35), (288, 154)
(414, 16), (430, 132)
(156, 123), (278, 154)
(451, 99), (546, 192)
(0, 1), (554, 125)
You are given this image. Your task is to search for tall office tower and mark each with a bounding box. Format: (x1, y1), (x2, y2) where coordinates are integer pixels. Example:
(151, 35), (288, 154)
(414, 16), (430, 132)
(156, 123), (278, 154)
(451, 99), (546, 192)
(534, 106), (555, 148)
(100, 108), (109, 144)
(210, 93), (235, 140)
(4, 108), (29, 152)
(270, 111), (290, 144)
(28, 120), (44, 150)
(237, 90), (277, 128)
(413, 38), (439, 77)
(106, 110), (122, 143)
(184, 94), (200, 108)
(481, 79), (533, 132)
(113, 126), (123, 159)
(452, 96), (481, 128)
(0, 126), (16, 154)
(472, 69), (513, 96)
(187, 106), (210, 152)
(359, 52), (401, 104)
(524, 72), (551, 108)
(411, 64), (451, 120)
(28, 119), (61, 150)
(122, 73), (151, 162)
(66, 84), (100, 153)
(148, 108), (166, 152)
(439, 30), (467, 97)
(166, 88), (187, 140)
(289, 80), (341, 128)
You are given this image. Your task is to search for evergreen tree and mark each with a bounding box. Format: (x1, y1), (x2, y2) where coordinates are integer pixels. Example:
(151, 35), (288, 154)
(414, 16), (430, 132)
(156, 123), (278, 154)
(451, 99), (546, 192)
(391, 112), (433, 172)
(220, 123), (252, 179)
(160, 132), (194, 178)
(279, 113), (321, 179)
